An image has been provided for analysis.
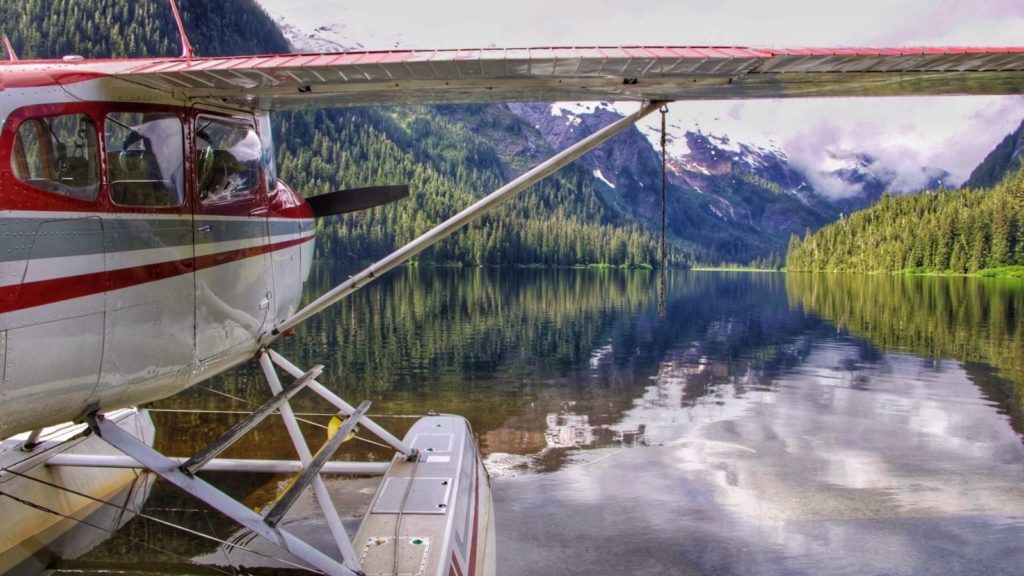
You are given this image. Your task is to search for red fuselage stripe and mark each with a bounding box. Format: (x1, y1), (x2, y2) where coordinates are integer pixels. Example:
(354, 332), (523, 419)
(0, 236), (312, 313)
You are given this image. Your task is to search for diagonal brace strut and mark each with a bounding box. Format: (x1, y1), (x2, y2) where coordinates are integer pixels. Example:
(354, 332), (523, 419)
(264, 400), (371, 527)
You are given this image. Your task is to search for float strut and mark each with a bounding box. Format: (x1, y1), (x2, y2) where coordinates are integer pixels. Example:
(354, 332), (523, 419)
(267, 349), (417, 458)
(258, 351), (364, 573)
(180, 365), (323, 476)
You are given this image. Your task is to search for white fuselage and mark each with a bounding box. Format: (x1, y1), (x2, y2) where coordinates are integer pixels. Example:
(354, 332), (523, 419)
(0, 69), (315, 439)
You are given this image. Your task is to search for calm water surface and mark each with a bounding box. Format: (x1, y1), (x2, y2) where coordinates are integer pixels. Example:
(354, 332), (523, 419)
(69, 266), (1024, 575)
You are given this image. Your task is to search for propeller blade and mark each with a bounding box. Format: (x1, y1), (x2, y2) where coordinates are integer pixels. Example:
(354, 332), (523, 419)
(306, 184), (409, 217)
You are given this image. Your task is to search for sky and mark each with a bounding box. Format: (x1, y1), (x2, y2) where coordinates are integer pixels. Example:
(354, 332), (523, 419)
(259, 0), (1024, 193)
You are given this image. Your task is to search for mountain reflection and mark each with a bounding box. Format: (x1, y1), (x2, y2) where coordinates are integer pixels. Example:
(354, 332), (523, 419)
(491, 272), (1024, 576)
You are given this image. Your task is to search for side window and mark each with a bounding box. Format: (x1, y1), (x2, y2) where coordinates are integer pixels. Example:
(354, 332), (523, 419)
(196, 118), (261, 205)
(105, 113), (185, 207)
(10, 113), (99, 201)
(257, 113), (278, 194)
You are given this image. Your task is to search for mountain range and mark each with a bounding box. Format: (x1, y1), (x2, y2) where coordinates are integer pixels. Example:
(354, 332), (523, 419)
(965, 118), (1024, 189)
(503, 101), (958, 262)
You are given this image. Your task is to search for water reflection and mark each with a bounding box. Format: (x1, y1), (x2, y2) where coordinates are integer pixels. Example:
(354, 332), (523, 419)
(544, 412), (594, 449)
(786, 272), (1024, 417)
(69, 267), (1024, 575)
(488, 271), (1023, 576)
(495, 270), (1024, 575)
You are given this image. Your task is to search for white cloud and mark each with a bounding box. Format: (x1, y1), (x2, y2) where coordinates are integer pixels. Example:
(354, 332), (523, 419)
(260, 0), (1023, 49)
(642, 97), (1024, 192)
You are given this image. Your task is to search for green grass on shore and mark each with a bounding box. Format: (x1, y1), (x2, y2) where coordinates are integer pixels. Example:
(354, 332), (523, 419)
(826, 265), (1024, 278)
(975, 266), (1024, 278)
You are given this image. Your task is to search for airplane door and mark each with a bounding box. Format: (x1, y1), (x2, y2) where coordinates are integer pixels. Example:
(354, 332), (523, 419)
(193, 114), (271, 362)
(97, 111), (195, 406)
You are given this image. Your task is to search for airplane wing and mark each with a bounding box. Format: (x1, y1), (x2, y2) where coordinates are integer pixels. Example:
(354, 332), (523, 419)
(8, 46), (1022, 109)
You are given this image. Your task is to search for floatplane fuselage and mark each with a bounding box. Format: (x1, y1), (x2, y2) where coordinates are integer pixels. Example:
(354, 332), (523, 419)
(0, 47), (495, 576)
(0, 74), (315, 439)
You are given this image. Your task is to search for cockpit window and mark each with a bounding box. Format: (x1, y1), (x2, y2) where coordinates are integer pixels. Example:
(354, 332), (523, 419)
(105, 112), (185, 207)
(11, 113), (100, 201)
(196, 117), (261, 205)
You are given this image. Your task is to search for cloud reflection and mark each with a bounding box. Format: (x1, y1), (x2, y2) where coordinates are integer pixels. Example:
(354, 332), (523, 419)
(497, 336), (1024, 575)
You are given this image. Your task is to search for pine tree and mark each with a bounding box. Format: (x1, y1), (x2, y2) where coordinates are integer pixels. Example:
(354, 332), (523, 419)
(786, 167), (1024, 274)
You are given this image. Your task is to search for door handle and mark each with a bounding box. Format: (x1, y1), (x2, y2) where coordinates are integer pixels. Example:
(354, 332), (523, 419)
(197, 225), (211, 233)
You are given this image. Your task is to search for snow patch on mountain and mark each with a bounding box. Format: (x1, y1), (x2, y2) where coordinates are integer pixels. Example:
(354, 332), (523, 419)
(263, 2), (408, 52)
(274, 20), (354, 52)
(638, 124), (691, 159)
(593, 169), (616, 189)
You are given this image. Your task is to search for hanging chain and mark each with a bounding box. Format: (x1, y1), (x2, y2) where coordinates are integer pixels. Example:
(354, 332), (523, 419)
(658, 104), (669, 318)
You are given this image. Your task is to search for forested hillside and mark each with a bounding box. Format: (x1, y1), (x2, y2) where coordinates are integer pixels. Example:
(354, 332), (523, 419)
(786, 169), (1024, 273)
(965, 119), (1024, 189)
(0, 0), (288, 57)
(2, 0), (675, 268)
(276, 107), (668, 266)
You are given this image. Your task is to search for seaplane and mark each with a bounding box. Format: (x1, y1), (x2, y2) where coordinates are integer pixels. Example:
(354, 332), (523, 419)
(0, 2), (1022, 574)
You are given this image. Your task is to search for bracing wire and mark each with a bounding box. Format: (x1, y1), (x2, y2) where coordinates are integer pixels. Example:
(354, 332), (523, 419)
(194, 386), (394, 449)
(392, 456), (422, 576)
(659, 104), (669, 318)
(0, 489), (237, 575)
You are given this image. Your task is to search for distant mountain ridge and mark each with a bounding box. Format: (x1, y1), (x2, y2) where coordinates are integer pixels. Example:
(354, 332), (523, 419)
(507, 102), (957, 263)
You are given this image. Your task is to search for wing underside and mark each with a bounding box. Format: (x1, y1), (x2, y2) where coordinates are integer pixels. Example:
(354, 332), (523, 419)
(4, 46), (1022, 109)
(110, 46), (1024, 108)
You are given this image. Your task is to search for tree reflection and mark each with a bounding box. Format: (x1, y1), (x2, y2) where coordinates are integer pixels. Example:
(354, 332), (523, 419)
(786, 273), (1024, 425)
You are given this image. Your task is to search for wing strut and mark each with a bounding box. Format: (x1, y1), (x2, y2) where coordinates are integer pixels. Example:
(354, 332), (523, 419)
(2, 34), (17, 61)
(167, 0), (194, 61)
(262, 100), (665, 344)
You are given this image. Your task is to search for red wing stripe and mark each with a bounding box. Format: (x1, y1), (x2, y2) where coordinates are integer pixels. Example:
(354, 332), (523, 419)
(0, 236), (311, 314)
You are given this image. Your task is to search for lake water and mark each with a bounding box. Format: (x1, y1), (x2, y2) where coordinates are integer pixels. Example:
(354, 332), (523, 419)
(65, 266), (1024, 575)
